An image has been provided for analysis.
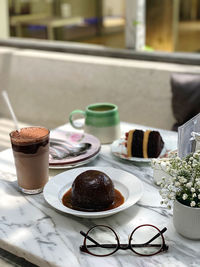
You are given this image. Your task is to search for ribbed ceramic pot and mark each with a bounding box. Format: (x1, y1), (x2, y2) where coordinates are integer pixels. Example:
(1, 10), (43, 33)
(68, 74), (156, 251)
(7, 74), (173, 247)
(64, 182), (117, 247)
(173, 199), (200, 239)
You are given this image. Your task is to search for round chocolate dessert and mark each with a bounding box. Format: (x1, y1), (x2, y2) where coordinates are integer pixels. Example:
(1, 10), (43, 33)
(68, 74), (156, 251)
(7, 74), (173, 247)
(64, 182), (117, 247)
(71, 170), (115, 211)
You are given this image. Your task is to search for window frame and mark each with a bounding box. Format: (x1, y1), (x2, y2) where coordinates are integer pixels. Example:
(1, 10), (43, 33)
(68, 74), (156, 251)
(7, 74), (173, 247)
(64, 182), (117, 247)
(0, 37), (200, 66)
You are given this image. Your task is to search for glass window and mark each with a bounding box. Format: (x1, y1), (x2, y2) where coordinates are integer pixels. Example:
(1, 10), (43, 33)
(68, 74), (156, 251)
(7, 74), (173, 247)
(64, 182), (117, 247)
(146, 0), (200, 53)
(8, 0), (125, 48)
(0, 0), (200, 62)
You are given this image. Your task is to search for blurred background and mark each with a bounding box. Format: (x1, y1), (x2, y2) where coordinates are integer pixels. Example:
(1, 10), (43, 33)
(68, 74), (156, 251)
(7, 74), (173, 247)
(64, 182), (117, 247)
(0, 0), (200, 52)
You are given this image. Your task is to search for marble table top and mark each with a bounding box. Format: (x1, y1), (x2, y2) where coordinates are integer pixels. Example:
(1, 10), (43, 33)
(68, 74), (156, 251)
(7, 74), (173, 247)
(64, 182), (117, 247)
(0, 122), (199, 267)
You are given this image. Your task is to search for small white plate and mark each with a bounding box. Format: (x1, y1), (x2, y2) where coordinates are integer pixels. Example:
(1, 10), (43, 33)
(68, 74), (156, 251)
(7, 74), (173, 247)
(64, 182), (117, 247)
(43, 167), (143, 218)
(111, 138), (167, 163)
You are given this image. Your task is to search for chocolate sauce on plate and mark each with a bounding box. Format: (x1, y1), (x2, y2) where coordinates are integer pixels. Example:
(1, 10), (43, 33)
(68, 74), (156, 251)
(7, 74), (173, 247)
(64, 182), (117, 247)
(62, 188), (124, 212)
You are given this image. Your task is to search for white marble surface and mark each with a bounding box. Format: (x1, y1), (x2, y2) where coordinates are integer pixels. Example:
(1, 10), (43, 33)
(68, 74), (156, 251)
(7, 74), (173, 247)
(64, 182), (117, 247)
(0, 122), (200, 267)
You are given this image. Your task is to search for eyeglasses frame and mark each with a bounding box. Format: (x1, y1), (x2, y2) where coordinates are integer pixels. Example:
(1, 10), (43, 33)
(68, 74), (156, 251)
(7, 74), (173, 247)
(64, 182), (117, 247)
(80, 224), (168, 257)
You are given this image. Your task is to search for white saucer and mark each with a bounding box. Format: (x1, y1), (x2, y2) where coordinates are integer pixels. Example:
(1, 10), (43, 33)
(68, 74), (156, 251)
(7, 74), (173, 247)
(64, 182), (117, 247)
(111, 138), (167, 163)
(43, 167), (143, 218)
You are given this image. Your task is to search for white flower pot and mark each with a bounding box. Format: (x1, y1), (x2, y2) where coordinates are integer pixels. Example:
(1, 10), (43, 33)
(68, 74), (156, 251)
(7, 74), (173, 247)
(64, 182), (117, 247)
(173, 199), (200, 239)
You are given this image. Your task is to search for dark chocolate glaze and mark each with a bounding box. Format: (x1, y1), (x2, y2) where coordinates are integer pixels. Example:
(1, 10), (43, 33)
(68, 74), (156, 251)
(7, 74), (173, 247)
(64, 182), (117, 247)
(71, 170), (115, 211)
(148, 131), (164, 158)
(131, 130), (144, 157)
(11, 138), (49, 154)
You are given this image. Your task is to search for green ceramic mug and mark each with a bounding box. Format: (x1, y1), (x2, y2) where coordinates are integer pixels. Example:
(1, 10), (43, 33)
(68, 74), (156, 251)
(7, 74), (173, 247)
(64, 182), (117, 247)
(69, 103), (121, 144)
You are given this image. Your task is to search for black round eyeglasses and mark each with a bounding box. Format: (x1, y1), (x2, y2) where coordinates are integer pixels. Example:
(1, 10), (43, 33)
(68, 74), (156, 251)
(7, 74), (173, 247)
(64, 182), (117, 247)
(80, 224), (168, 257)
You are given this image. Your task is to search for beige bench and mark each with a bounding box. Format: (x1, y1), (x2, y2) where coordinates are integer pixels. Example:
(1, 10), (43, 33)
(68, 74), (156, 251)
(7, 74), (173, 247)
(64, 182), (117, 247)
(1, 46), (200, 135)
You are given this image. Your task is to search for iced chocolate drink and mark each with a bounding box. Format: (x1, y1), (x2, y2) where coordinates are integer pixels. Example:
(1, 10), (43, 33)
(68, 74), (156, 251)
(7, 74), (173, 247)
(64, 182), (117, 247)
(10, 127), (50, 194)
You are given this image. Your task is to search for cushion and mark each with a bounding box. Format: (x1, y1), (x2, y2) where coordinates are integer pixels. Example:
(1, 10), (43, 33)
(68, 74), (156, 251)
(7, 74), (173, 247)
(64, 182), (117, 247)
(171, 73), (200, 131)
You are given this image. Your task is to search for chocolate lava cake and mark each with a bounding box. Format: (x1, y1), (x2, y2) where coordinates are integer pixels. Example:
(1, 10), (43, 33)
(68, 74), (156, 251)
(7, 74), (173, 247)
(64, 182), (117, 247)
(71, 170), (115, 211)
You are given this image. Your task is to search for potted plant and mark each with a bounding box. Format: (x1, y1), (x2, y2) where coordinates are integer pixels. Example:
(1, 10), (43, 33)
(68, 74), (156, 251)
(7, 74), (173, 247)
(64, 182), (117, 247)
(152, 151), (200, 239)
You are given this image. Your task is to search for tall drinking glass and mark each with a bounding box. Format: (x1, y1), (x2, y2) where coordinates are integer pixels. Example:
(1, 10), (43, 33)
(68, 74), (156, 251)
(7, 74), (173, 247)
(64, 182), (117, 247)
(10, 126), (50, 194)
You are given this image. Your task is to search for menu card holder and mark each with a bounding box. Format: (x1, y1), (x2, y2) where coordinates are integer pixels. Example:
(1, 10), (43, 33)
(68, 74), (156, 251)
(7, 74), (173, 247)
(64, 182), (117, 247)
(178, 113), (200, 158)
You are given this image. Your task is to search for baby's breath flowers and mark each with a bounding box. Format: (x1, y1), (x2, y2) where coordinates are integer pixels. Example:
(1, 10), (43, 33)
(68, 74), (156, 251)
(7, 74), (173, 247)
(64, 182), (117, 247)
(152, 150), (200, 208)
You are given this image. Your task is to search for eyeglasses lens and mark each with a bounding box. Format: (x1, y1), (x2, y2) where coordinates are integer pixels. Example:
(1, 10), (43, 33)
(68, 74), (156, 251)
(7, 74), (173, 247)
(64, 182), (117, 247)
(85, 226), (118, 256)
(130, 225), (163, 256)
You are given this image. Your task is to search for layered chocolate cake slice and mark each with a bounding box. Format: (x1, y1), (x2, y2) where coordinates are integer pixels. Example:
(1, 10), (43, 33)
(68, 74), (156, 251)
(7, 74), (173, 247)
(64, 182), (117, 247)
(125, 129), (164, 158)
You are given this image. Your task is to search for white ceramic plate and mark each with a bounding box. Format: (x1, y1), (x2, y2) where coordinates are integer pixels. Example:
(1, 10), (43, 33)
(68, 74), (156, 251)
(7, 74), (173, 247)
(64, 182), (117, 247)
(49, 152), (99, 169)
(43, 167), (143, 218)
(111, 138), (167, 163)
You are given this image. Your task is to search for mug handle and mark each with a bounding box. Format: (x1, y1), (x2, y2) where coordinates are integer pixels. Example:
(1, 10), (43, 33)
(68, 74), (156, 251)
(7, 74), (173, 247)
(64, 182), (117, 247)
(69, 110), (85, 129)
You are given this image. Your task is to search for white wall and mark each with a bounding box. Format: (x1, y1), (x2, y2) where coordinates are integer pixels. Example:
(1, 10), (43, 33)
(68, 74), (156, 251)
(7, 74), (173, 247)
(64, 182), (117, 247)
(0, 0), (9, 39)
(103, 0), (125, 16)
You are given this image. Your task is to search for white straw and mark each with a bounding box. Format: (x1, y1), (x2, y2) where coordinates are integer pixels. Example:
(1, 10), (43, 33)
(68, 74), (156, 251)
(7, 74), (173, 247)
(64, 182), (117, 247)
(2, 90), (19, 131)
